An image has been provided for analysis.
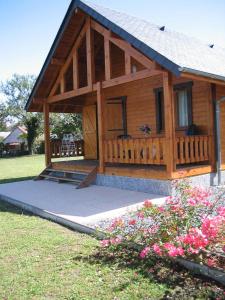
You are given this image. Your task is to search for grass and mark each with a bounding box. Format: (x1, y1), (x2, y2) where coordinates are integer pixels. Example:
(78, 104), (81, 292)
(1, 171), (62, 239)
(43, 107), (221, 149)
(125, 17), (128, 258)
(0, 155), (224, 299)
(0, 200), (167, 300)
(0, 154), (45, 183)
(0, 154), (82, 184)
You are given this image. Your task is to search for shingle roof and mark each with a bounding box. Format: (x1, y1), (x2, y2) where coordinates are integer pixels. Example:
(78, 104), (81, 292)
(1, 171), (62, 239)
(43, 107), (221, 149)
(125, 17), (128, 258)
(80, 0), (225, 80)
(25, 0), (225, 111)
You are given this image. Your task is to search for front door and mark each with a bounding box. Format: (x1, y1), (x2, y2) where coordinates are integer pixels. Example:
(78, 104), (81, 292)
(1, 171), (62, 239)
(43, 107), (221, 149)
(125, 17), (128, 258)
(83, 105), (97, 159)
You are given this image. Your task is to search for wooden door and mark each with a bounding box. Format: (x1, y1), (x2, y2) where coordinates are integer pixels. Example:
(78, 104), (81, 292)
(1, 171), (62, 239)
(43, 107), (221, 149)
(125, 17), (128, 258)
(83, 105), (97, 159)
(106, 96), (127, 139)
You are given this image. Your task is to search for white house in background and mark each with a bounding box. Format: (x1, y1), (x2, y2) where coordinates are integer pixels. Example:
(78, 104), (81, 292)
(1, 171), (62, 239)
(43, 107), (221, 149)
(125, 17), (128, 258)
(0, 131), (10, 140)
(2, 126), (27, 152)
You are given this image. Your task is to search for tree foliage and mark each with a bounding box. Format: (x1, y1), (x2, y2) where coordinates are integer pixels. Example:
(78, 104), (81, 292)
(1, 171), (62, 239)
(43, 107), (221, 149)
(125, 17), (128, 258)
(50, 113), (82, 139)
(24, 116), (40, 154)
(0, 74), (36, 123)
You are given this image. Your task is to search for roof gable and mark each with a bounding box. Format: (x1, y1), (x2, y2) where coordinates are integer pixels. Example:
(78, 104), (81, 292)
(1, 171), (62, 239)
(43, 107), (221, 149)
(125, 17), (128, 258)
(26, 0), (225, 111)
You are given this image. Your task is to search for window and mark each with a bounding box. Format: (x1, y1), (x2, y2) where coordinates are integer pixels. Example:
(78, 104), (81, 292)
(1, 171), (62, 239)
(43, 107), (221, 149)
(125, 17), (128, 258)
(155, 88), (164, 133)
(174, 82), (193, 129)
(155, 82), (193, 132)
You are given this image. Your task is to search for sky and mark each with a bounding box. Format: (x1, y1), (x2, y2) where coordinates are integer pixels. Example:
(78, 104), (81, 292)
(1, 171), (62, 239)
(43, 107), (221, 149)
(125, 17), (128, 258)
(0, 0), (225, 82)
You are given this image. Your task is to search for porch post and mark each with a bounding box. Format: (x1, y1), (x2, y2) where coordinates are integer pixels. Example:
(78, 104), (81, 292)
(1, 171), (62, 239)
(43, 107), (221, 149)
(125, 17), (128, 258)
(163, 72), (176, 177)
(43, 102), (51, 166)
(208, 83), (216, 172)
(97, 82), (105, 173)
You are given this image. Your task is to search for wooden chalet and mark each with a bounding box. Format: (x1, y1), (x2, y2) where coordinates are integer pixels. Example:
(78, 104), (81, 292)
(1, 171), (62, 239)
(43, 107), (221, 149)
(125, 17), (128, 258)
(26, 0), (225, 193)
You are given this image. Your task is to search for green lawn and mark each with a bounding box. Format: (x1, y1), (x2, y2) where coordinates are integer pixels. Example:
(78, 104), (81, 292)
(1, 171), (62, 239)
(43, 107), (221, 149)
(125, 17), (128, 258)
(0, 200), (167, 300)
(0, 154), (45, 183)
(0, 154), (81, 184)
(0, 156), (223, 299)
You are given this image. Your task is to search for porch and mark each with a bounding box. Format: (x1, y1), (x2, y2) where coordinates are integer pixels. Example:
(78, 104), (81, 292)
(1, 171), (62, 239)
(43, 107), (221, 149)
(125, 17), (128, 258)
(50, 134), (212, 180)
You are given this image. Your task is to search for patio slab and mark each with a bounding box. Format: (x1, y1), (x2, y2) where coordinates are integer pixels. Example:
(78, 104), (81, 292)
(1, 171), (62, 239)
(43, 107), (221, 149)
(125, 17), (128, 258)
(0, 180), (167, 233)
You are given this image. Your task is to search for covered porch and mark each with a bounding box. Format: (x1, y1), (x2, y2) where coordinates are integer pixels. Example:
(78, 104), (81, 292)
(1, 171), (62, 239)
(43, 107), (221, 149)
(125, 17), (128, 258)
(32, 15), (217, 182)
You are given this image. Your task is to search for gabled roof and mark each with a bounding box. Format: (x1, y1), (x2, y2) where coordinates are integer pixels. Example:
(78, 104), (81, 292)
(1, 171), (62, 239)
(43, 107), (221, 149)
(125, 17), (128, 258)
(26, 0), (225, 111)
(2, 126), (27, 145)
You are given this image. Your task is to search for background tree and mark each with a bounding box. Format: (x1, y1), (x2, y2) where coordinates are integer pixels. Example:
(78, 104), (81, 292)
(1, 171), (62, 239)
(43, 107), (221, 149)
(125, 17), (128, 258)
(24, 115), (40, 154)
(0, 74), (36, 123)
(50, 113), (82, 139)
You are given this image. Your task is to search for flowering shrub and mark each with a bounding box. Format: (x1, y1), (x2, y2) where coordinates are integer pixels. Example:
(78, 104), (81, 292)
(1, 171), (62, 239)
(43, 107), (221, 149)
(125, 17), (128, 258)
(101, 179), (225, 270)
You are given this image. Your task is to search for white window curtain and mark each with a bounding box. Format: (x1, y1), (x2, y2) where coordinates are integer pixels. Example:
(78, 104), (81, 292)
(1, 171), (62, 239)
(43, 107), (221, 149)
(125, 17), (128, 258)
(178, 90), (189, 127)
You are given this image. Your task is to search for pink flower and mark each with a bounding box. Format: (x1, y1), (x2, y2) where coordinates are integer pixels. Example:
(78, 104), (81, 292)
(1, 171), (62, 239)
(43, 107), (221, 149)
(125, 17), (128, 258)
(137, 211), (145, 219)
(100, 239), (110, 247)
(158, 206), (165, 212)
(129, 219), (137, 226)
(207, 258), (217, 268)
(144, 200), (152, 208)
(187, 198), (197, 206)
(152, 244), (162, 256)
(163, 243), (184, 257)
(217, 206), (225, 217)
(110, 237), (122, 245)
(139, 246), (150, 259)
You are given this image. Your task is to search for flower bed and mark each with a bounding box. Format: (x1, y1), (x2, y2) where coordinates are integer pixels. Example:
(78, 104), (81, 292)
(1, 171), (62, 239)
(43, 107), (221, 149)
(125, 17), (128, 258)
(99, 179), (225, 285)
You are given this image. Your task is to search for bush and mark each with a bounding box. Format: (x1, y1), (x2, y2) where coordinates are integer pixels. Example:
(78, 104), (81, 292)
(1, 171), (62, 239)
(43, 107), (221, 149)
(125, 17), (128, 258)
(101, 179), (225, 270)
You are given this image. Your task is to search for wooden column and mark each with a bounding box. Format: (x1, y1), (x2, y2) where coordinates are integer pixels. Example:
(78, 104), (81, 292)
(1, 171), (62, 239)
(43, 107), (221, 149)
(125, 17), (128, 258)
(163, 72), (176, 177)
(97, 82), (105, 173)
(73, 50), (79, 90)
(43, 102), (51, 166)
(86, 17), (94, 88)
(208, 83), (216, 171)
(104, 38), (111, 81)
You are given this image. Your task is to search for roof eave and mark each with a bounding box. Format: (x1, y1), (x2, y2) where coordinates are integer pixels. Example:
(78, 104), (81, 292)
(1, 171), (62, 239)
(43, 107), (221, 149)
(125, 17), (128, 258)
(180, 67), (225, 84)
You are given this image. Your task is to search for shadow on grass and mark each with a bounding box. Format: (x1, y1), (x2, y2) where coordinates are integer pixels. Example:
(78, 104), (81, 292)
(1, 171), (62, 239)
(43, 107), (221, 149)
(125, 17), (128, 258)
(72, 247), (224, 299)
(0, 176), (35, 184)
(0, 199), (33, 216)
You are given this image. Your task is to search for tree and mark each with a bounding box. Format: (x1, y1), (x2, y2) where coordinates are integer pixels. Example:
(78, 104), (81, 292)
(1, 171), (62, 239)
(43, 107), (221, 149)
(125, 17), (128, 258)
(50, 113), (82, 139)
(0, 74), (36, 123)
(24, 115), (40, 154)
(0, 102), (7, 131)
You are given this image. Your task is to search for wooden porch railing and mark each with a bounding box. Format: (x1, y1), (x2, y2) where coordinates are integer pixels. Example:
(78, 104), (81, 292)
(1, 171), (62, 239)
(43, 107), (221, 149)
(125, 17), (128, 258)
(175, 135), (210, 164)
(50, 140), (84, 158)
(104, 137), (166, 165)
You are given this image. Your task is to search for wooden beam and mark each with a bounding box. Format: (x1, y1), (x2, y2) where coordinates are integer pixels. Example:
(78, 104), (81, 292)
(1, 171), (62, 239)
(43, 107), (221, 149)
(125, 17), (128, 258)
(73, 50), (79, 90)
(208, 83), (217, 171)
(49, 20), (88, 97)
(60, 77), (65, 94)
(86, 17), (94, 87)
(50, 58), (65, 66)
(104, 38), (111, 81)
(125, 53), (131, 75)
(43, 102), (51, 166)
(47, 86), (92, 103)
(91, 19), (154, 70)
(99, 69), (164, 89)
(163, 72), (176, 176)
(97, 82), (105, 173)
(181, 72), (225, 87)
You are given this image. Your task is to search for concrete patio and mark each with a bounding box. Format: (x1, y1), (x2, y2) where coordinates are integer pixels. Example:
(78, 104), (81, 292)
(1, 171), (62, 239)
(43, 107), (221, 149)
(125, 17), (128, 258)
(0, 180), (167, 234)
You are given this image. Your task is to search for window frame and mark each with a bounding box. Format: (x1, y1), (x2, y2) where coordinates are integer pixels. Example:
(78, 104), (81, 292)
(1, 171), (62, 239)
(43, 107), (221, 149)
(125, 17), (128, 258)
(154, 81), (193, 134)
(174, 82), (193, 130)
(154, 87), (165, 134)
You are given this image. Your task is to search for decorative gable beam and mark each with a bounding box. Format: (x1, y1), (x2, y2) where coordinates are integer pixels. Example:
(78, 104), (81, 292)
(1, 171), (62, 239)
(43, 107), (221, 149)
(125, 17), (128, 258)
(86, 17), (95, 87)
(104, 38), (111, 80)
(49, 19), (89, 97)
(91, 19), (154, 70)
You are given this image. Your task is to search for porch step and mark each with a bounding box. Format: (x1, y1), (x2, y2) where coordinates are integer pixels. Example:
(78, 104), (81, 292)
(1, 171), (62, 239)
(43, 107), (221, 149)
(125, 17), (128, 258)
(35, 164), (97, 189)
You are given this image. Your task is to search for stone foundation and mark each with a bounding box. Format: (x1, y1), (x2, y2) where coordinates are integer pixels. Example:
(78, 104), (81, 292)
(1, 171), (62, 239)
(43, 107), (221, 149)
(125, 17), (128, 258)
(95, 170), (225, 196)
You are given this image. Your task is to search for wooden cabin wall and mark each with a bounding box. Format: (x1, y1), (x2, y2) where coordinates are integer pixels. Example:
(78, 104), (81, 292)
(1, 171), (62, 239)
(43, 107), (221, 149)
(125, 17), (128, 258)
(216, 85), (225, 168)
(82, 76), (211, 142)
